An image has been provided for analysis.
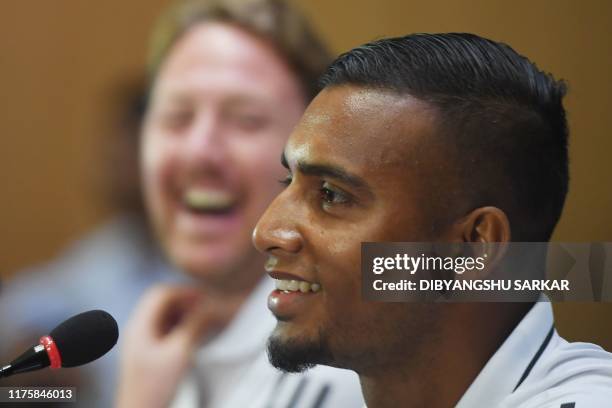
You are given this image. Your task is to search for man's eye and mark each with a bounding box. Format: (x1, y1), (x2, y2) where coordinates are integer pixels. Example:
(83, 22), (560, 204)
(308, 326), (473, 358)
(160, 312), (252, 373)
(320, 182), (350, 206)
(278, 174), (292, 187)
(229, 112), (268, 131)
(160, 110), (192, 130)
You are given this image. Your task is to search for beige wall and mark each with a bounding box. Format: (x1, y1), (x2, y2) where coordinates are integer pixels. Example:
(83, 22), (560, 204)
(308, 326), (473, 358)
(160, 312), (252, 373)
(1, 1), (611, 346)
(0, 0), (169, 275)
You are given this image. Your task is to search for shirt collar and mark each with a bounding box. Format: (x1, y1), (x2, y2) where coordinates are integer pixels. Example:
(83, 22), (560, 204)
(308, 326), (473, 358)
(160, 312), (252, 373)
(455, 297), (554, 408)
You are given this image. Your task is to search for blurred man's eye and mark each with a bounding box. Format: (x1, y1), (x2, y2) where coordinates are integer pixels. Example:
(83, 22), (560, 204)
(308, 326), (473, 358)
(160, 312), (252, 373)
(158, 109), (193, 132)
(227, 111), (269, 132)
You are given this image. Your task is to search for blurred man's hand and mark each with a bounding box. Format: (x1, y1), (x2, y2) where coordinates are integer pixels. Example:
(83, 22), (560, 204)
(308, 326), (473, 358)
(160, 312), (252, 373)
(116, 285), (242, 408)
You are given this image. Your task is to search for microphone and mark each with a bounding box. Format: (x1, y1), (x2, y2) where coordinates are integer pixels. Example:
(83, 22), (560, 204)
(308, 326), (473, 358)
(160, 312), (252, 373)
(0, 310), (118, 378)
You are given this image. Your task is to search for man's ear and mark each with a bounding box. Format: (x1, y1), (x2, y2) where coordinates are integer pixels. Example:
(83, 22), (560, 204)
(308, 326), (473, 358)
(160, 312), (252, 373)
(457, 206), (511, 244)
(436, 206), (511, 268)
(448, 206), (511, 276)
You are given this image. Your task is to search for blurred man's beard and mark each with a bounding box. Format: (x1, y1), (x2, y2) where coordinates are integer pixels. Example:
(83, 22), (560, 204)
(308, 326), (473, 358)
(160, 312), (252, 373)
(267, 330), (333, 373)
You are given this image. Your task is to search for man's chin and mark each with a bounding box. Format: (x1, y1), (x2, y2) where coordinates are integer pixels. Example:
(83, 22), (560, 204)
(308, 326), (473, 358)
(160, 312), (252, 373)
(266, 329), (332, 373)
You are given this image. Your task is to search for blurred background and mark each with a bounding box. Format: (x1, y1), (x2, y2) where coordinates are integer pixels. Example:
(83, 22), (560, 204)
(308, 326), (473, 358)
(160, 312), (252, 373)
(0, 0), (610, 350)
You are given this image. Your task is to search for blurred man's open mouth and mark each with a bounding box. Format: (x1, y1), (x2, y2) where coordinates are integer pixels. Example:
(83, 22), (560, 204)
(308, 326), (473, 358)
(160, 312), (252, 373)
(176, 187), (243, 236)
(183, 188), (238, 214)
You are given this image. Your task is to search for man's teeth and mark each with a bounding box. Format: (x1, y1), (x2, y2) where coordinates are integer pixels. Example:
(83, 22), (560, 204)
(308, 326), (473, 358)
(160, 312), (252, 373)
(275, 279), (321, 293)
(184, 189), (235, 211)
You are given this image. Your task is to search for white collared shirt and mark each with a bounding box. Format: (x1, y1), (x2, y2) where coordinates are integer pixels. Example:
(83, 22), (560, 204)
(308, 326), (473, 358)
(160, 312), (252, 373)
(171, 278), (364, 408)
(457, 299), (612, 408)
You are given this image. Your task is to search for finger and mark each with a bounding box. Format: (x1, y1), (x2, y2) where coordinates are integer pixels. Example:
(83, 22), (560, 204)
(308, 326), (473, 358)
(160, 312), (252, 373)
(151, 286), (204, 338)
(169, 295), (244, 348)
(129, 285), (203, 338)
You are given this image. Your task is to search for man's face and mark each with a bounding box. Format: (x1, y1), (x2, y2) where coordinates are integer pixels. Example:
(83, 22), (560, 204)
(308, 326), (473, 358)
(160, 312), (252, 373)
(253, 85), (451, 372)
(142, 23), (305, 288)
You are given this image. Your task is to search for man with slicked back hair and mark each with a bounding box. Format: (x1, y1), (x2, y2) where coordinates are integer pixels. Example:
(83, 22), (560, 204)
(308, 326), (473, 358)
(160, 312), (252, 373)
(253, 33), (612, 408)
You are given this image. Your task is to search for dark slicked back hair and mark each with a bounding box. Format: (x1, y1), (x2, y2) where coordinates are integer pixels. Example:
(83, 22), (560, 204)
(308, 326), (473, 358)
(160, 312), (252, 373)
(321, 33), (569, 241)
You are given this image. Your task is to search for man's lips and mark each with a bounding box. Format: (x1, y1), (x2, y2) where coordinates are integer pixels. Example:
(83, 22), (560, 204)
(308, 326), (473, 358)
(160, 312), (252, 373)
(174, 191), (243, 237)
(180, 202), (238, 216)
(268, 271), (309, 281)
(182, 187), (240, 214)
(267, 271), (322, 319)
(268, 271), (321, 293)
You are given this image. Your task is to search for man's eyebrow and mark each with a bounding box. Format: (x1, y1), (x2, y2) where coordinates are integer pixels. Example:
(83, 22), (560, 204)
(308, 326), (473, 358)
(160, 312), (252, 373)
(280, 152), (371, 192)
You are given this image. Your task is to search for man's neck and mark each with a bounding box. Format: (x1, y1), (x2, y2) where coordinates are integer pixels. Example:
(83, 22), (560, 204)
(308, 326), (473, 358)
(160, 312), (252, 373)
(358, 302), (533, 408)
(194, 254), (269, 339)
(197, 250), (268, 296)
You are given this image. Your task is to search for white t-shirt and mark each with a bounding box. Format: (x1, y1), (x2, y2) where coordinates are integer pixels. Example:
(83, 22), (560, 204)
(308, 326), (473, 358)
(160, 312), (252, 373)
(171, 278), (364, 408)
(457, 299), (612, 408)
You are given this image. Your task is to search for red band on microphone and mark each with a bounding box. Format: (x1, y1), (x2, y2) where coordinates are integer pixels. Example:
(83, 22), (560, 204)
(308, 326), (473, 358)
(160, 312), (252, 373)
(39, 336), (62, 369)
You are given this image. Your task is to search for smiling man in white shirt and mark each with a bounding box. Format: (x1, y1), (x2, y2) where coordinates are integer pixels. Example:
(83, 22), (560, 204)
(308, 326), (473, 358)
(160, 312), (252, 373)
(116, 1), (363, 407)
(252, 33), (612, 407)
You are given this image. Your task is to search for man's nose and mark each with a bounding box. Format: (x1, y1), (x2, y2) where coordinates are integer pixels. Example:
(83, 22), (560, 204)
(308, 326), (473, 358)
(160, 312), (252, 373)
(252, 192), (303, 256)
(184, 111), (228, 165)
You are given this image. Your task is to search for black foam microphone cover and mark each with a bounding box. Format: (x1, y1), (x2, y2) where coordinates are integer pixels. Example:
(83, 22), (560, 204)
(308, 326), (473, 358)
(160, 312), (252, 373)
(50, 310), (119, 367)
